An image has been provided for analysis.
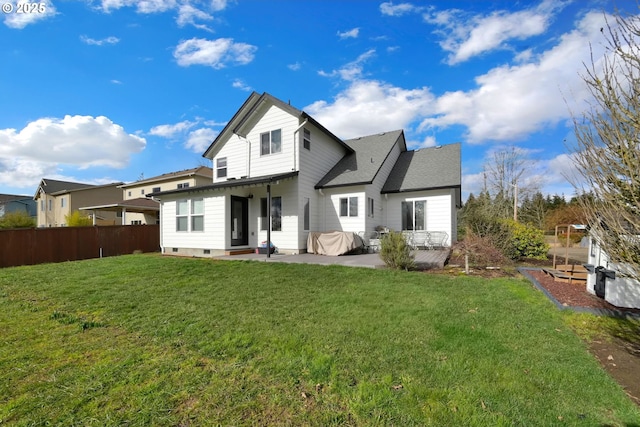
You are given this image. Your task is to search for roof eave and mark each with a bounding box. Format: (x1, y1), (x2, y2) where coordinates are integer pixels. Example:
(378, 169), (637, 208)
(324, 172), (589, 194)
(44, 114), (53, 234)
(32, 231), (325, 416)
(315, 180), (373, 190)
(381, 184), (461, 195)
(150, 171), (299, 198)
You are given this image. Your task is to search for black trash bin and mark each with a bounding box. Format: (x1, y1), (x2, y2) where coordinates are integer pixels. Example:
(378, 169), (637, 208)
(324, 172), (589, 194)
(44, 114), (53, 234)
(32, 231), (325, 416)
(594, 266), (615, 299)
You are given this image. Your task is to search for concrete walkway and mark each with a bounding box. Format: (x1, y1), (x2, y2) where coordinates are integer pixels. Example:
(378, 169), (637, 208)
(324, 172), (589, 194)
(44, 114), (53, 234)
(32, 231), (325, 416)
(214, 249), (451, 269)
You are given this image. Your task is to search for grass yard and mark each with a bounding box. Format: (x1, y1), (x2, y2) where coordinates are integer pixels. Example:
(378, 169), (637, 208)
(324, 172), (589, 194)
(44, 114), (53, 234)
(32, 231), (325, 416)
(1, 254), (639, 426)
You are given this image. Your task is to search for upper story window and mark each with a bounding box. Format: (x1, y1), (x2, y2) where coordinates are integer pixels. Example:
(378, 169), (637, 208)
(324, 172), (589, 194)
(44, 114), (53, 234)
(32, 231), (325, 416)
(303, 128), (311, 150)
(60, 197), (66, 208)
(141, 189), (145, 195)
(177, 182), (190, 189)
(260, 129), (281, 156)
(367, 197), (374, 218)
(48, 199), (52, 211)
(217, 157), (227, 178)
(152, 187), (161, 193)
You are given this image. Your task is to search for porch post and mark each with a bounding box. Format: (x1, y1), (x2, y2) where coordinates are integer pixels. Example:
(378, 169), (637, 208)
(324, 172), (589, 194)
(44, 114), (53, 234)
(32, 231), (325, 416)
(92, 210), (97, 226)
(267, 184), (271, 259)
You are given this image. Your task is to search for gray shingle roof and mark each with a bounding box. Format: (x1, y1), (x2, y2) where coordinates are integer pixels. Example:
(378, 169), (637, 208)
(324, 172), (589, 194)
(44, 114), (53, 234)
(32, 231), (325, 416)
(315, 130), (405, 189)
(381, 143), (461, 193)
(37, 179), (94, 195)
(203, 92), (351, 159)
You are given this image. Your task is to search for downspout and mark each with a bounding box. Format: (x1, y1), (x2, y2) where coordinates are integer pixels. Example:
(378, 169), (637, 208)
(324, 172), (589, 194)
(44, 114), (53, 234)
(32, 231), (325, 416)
(235, 134), (251, 179)
(318, 188), (325, 232)
(292, 119), (308, 172)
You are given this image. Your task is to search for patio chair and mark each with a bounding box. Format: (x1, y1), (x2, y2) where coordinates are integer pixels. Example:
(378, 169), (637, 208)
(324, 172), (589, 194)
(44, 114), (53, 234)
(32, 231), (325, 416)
(359, 231), (381, 253)
(412, 231), (428, 250)
(401, 231), (415, 249)
(427, 231), (449, 249)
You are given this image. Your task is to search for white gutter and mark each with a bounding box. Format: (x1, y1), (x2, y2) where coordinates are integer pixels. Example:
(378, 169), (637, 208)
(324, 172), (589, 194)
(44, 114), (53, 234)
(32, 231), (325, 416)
(235, 134), (251, 179)
(292, 119), (308, 172)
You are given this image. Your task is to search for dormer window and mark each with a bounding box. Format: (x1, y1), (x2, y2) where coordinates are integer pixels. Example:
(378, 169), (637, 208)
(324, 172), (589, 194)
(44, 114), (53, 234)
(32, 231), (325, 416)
(260, 129), (281, 155)
(217, 157), (227, 178)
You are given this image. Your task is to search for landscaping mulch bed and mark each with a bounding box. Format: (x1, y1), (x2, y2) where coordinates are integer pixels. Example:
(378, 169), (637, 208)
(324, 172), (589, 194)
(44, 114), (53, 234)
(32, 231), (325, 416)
(526, 269), (640, 315)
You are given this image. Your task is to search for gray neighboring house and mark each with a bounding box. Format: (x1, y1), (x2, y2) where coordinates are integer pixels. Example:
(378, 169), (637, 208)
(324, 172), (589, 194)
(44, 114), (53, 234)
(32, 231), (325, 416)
(152, 92), (462, 256)
(0, 194), (37, 219)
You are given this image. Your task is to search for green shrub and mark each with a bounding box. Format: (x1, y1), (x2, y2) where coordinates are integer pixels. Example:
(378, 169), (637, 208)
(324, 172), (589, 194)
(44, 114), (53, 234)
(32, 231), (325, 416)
(65, 210), (93, 227)
(379, 231), (415, 270)
(497, 219), (549, 260)
(0, 211), (35, 229)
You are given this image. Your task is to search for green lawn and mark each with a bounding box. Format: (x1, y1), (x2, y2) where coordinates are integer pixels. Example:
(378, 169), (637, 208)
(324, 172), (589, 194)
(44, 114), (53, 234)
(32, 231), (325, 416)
(1, 254), (638, 426)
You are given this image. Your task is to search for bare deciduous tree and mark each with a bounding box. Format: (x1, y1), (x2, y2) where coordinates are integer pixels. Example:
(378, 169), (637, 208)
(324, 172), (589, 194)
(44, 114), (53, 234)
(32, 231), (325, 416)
(483, 146), (541, 220)
(569, 12), (640, 281)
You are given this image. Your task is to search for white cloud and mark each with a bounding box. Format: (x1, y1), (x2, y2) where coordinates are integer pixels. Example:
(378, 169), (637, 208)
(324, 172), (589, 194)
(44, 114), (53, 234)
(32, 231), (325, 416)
(423, 0), (568, 64)
(305, 80), (435, 139)
(80, 35), (120, 45)
(176, 4), (213, 31)
(174, 38), (257, 69)
(0, 115), (145, 188)
(419, 11), (610, 144)
(3, 0), (56, 29)
(96, 0), (226, 29)
(232, 79), (252, 91)
(149, 120), (195, 137)
(318, 49), (376, 81)
(379, 2), (421, 17)
(338, 27), (359, 39)
(98, 0), (177, 13)
(110, 79), (123, 84)
(185, 128), (218, 153)
(288, 62), (301, 71)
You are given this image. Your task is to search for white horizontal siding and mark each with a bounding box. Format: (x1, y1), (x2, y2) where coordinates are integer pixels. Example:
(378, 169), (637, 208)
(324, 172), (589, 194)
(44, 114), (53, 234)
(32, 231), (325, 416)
(160, 194), (225, 249)
(320, 187), (367, 233)
(251, 179), (300, 251)
(297, 123), (349, 247)
(384, 189), (455, 245)
(247, 104), (299, 177)
(212, 136), (248, 183)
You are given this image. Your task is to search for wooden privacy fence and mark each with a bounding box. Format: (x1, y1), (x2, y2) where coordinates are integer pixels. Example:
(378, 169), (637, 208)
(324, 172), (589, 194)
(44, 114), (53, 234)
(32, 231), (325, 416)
(0, 225), (160, 268)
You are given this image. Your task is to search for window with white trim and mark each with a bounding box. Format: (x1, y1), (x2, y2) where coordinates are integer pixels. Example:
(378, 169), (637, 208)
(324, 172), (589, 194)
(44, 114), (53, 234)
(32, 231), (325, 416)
(303, 197), (310, 231)
(217, 157), (227, 178)
(60, 197), (66, 208)
(401, 200), (426, 231)
(260, 196), (282, 231)
(176, 198), (204, 232)
(339, 197), (358, 217)
(191, 198), (204, 231)
(303, 128), (311, 150)
(260, 129), (282, 155)
(176, 199), (188, 232)
(367, 197), (374, 218)
(177, 182), (190, 189)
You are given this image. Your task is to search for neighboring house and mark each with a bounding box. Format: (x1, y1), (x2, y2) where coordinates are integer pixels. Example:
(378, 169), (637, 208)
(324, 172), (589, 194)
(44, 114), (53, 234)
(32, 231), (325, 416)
(34, 179), (124, 227)
(0, 194), (36, 219)
(151, 92), (461, 256)
(586, 235), (640, 309)
(80, 167), (213, 225)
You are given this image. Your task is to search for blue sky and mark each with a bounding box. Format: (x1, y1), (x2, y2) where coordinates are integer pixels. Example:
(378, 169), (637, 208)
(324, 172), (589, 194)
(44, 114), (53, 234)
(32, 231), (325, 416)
(1, 0), (636, 200)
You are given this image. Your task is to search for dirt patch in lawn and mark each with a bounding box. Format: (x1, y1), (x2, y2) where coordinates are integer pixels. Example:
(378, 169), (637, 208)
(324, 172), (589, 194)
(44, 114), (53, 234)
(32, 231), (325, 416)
(524, 269), (640, 407)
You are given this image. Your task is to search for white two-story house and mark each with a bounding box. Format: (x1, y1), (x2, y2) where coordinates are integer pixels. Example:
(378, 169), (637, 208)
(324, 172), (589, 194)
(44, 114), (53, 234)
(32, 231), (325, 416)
(151, 92), (461, 256)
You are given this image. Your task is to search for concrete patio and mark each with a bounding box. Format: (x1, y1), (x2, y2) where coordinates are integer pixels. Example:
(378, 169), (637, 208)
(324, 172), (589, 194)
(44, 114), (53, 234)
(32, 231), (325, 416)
(214, 249), (451, 269)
